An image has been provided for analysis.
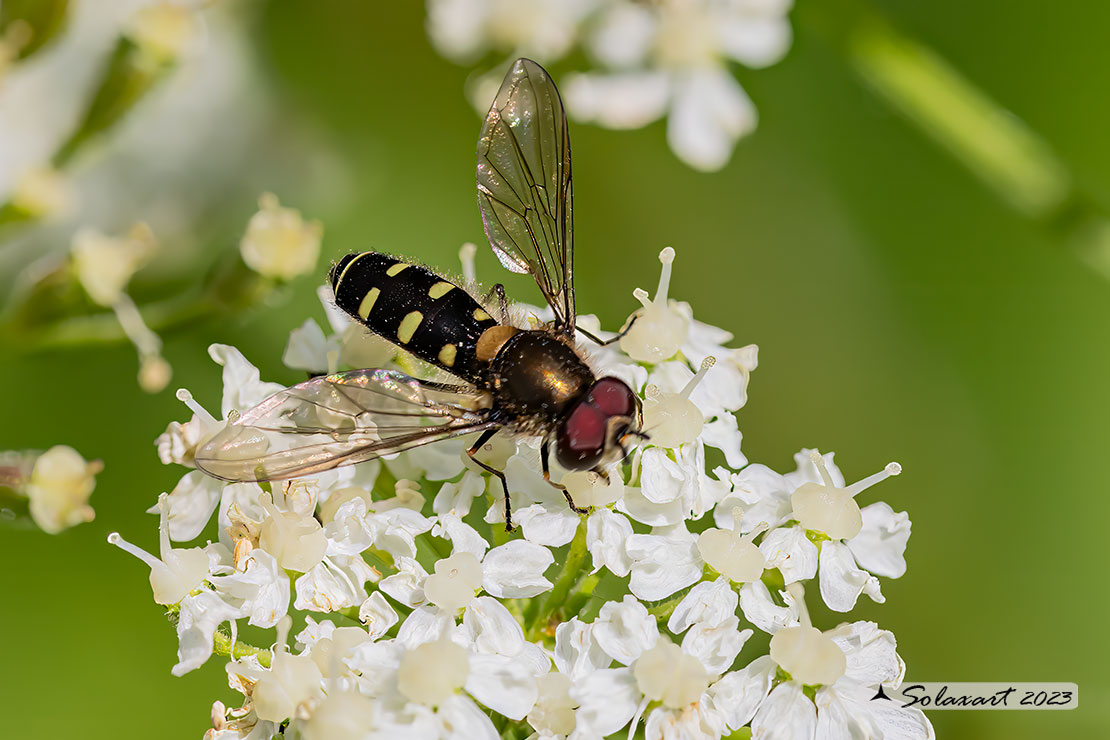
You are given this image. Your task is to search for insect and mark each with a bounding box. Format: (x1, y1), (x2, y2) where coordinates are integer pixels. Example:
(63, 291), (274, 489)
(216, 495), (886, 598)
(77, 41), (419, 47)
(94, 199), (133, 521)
(195, 59), (643, 529)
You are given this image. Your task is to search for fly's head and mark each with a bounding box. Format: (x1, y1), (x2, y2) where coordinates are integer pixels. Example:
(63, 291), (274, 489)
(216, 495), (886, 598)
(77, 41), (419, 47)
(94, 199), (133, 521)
(554, 377), (645, 472)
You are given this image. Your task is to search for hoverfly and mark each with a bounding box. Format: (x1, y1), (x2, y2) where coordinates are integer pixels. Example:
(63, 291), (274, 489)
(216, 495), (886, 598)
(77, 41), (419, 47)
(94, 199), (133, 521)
(195, 59), (643, 529)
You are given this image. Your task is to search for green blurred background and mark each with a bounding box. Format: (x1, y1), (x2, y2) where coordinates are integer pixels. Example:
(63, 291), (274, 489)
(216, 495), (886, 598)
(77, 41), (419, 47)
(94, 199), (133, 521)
(1, 0), (1107, 738)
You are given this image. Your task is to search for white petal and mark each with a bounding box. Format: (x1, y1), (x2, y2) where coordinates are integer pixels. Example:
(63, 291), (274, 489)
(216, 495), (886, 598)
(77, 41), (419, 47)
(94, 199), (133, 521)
(847, 503), (910, 578)
(702, 414), (747, 469)
(157, 470), (222, 541)
(617, 484), (686, 527)
(738, 581), (799, 634)
(395, 604), (454, 649)
(815, 681), (875, 740)
(366, 508), (434, 561)
(465, 652), (540, 720)
(554, 618), (612, 681)
(295, 616), (336, 651)
(358, 592), (399, 640)
(666, 68), (756, 171)
(403, 436), (468, 481)
(210, 549), (290, 628)
(827, 680), (934, 740)
(208, 344), (284, 417)
(323, 497), (374, 557)
(639, 447), (685, 503)
(430, 512), (489, 558)
(482, 540), (554, 598)
(172, 590), (244, 676)
(785, 449), (845, 489)
(682, 618), (751, 674)
(437, 694), (499, 740)
(587, 1), (657, 67)
(515, 502), (580, 547)
(570, 667), (640, 738)
(563, 71), (670, 129)
(586, 508), (634, 577)
(461, 596), (526, 657)
(720, 5), (793, 68)
(293, 556), (372, 613)
(593, 595), (659, 665)
(706, 655), (776, 731)
(668, 577), (738, 634)
(378, 557), (427, 608)
(627, 527), (702, 601)
(751, 681), (817, 740)
(826, 621), (906, 687)
(432, 470), (485, 517)
(760, 526), (819, 583)
(819, 541), (884, 613)
(282, 318), (331, 372)
(717, 464), (793, 532)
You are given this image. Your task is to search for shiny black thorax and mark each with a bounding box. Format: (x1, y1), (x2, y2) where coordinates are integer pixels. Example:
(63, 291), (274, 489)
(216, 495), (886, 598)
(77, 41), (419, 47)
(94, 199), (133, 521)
(331, 252), (497, 383)
(487, 330), (595, 427)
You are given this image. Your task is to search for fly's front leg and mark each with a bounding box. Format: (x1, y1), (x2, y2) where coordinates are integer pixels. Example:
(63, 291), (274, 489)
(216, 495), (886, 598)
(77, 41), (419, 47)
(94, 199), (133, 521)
(541, 441), (588, 515)
(576, 314), (639, 347)
(467, 428), (514, 530)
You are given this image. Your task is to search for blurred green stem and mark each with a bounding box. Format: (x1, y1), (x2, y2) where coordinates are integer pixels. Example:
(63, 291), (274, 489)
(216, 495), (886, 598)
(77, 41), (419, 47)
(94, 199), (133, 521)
(801, 0), (1110, 277)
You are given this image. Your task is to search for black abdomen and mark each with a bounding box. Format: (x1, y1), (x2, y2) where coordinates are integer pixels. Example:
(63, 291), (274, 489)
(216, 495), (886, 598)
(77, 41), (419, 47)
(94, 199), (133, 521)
(330, 252), (498, 382)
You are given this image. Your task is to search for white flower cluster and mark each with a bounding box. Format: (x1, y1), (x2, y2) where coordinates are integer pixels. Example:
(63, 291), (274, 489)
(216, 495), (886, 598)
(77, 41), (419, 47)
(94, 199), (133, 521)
(110, 246), (931, 739)
(426, 0), (793, 170)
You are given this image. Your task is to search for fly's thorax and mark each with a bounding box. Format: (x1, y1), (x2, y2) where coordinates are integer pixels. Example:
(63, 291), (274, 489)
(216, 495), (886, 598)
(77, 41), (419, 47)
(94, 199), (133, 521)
(488, 330), (594, 419)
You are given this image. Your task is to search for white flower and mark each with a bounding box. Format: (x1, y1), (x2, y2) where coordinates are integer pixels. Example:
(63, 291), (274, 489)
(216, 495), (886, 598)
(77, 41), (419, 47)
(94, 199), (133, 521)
(24, 445), (100, 534)
(564, 0), (793, 170)
(626, 523), (703, 600)
(240, 192), (322, 280)
(427, 0), (600, 64)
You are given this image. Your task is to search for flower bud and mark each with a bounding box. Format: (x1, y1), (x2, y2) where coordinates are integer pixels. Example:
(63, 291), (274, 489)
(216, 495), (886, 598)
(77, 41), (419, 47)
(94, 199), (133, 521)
(240, 193), (322, 281)
(633, 639), (710, 708)
(423, 552), (483, 611)
(397, 639), (470, 706)
(25, 445), (100, 534)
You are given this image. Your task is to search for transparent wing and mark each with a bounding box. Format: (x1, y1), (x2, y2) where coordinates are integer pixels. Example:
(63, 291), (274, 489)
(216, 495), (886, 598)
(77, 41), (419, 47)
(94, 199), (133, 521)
(477, 58), (575, 333)
(194, 369), (494, 482)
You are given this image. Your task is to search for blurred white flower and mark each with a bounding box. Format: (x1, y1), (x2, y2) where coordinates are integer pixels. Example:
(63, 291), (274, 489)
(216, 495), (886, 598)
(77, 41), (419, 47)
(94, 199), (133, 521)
(24, 445), (101, 533)
(240, 192), (322, 281)
(126, 2), (197, 64)
(427, 0), (601, 64)
(71, 222), (157, 306)
(10, 165), (76, 218)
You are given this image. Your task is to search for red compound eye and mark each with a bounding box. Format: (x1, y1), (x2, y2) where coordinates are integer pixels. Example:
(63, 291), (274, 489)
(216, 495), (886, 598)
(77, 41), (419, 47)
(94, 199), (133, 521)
(589, 377), (636, 418)
(555, 401), (607, 470)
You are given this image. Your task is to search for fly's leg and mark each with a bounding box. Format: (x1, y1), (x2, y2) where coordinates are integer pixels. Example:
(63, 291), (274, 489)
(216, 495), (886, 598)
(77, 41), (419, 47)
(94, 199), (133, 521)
(541, 441), (588, 515)
(467, 428), (514, 530)
(576, 315), (639, 347)
(484, 283), (510, 324)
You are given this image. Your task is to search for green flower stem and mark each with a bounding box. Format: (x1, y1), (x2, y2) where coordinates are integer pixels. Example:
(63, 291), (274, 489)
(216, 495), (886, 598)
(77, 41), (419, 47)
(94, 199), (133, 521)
(527, 517), (588, 639)
(372, 465), (399, 500)
(647, 591), (690, 623)
(562, 573), (600, 618)
(363, 547), (397, 578)
(212, 627), (271, 668)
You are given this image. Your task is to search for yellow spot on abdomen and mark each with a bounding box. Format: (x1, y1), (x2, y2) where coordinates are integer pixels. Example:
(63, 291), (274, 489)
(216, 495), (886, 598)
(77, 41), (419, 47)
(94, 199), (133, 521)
(358, 287), (381, 319)
(473, 308), (492, 321)
(438, 344), (457, 367)
(386, 262), (411, 277)
(336, 252), (366, 285)
(397, 311), (423, 343)
(428, 281), (455, 299)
